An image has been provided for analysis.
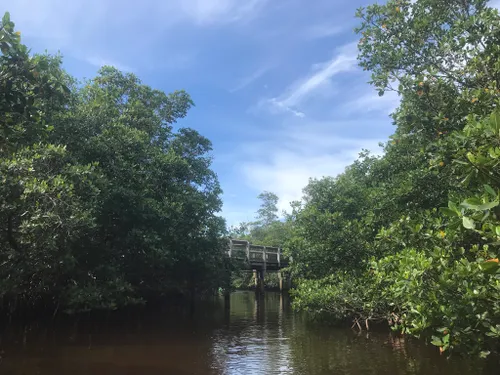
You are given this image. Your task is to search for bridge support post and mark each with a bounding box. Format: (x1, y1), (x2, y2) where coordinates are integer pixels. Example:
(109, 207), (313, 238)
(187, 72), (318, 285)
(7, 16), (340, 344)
(224, 290), (230, 315)
(253, 269), (265, 293)
(279, 271), (291, 292)
(260, 269), (265, 293)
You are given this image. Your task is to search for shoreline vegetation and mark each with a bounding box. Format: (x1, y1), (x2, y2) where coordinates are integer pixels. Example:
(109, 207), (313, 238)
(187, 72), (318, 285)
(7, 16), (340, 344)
(2, 0), (500, 359)
(0, 12), (230, 316)
(231, 0), (500, 358)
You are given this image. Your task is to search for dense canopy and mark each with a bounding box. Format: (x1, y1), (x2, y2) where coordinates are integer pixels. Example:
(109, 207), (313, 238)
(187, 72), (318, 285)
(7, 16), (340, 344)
(0, 12), (227, 313)
(285, 0), (500, 358)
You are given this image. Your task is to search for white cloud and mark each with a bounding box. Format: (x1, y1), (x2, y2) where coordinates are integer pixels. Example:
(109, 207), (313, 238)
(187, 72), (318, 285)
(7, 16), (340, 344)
(303, 24), (343, 39)
(179, 0), (268, 25)
(3, 0), (106, 41)
(238, 120), (385, 213)
(4, 0), (268, 34)
(344, 90), (400, 115)
(86, 56), (134, 72)
(221, 208), (255, 227)
(2, 0), (267, 70)
(264, 41), (358, 117)
(230, 65), (273, 92)
(266, 98), (306, 118)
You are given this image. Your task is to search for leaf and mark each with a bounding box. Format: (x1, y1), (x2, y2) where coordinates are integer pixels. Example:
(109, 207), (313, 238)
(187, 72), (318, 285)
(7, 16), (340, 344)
(2, 12), (10, 25)
(476, 201), (499, 211)
(479, 351), (491, 359)
(466, 152), (475, 163)
(484, 185), (496, 197)
(460, 198), (498, 211)
(448, 201), (459, 213)
(488, 148), (498, 159)
(431, 336), (443, 347)
(440, 207), (458, 217)
(462, 217), (475, 230)
(442, 333), (450, 344)
(490, 111), (500, 133)
(480, 260), (499, 274)
(460, 197), (482, 208)
(461, 173), (473, 186)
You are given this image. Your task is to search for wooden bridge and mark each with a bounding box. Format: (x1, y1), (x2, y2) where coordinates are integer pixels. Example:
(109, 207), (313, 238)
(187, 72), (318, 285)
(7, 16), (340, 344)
(227, 239), (289, 270)
(228, 239), (291, 292)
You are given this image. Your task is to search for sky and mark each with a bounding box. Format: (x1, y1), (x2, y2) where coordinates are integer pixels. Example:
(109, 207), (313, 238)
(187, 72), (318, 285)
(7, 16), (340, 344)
(1, 0), (405, 225)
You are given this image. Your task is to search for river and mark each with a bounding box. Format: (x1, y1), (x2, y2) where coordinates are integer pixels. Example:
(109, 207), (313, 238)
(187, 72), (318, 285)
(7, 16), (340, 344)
(0, 291), (496, 374)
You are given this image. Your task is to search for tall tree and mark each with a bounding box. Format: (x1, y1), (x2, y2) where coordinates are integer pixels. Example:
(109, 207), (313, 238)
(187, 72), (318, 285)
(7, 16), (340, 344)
(256, 191), (279, 226)
(0, 12), (97, 311)
(0, 13), (227, 313)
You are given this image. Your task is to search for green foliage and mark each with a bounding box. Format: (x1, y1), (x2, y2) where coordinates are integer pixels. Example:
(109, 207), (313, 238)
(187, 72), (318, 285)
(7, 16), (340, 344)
(291, 272), (386, 325)
(231, 271), (280, 290)
(370, 247), (500, 357)
(286, 153), (382, 278)
(229, 191), (290, 247)
(229, 192), (291, 290)
(256, 191), (279, 226)
(1, 12), (70, 155)
(0, 13), (226, 313)
(288, 0), (500, 358)
(356, 0), (500, 97)
(0, 144), (98, 309)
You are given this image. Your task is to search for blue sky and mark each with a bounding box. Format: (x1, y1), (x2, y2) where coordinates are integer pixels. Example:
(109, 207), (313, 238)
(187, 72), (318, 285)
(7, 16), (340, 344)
(1, 0), (405, 225)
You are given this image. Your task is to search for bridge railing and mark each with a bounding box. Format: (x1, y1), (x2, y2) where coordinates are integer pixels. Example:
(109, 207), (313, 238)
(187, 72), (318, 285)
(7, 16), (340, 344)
(228, 239), (288, 268)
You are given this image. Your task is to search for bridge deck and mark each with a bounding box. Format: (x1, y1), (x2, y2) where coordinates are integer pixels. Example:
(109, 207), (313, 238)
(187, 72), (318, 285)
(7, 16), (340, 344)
(228, 239), (289, 271)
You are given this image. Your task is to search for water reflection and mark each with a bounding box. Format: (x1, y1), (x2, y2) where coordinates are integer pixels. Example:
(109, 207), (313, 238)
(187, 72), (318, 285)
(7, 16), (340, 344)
(211, 292), (294, 374)
(0, 292), (496, 375)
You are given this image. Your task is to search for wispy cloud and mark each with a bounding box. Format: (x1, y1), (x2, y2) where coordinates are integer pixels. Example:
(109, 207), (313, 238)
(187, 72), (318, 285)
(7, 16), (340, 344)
(221, 207), (256, 227)
(236, 119), (386, 213)
(7, 0), (269, 34)
(230, 65), (273, 92)
(265, 98), (306, 118)
(344, 90), (400, 115)
(263, 41), (358, 117)
(86, 56), (134, 73)
(4, 0), (268, 72)
(5, 0), (398, 227)
(303, 24), (344, 39)
(179, 0), (268, 25)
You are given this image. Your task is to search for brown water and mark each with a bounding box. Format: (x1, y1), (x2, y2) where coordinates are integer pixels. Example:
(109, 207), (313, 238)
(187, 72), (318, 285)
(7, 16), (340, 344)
(0, 291), (496, 375)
